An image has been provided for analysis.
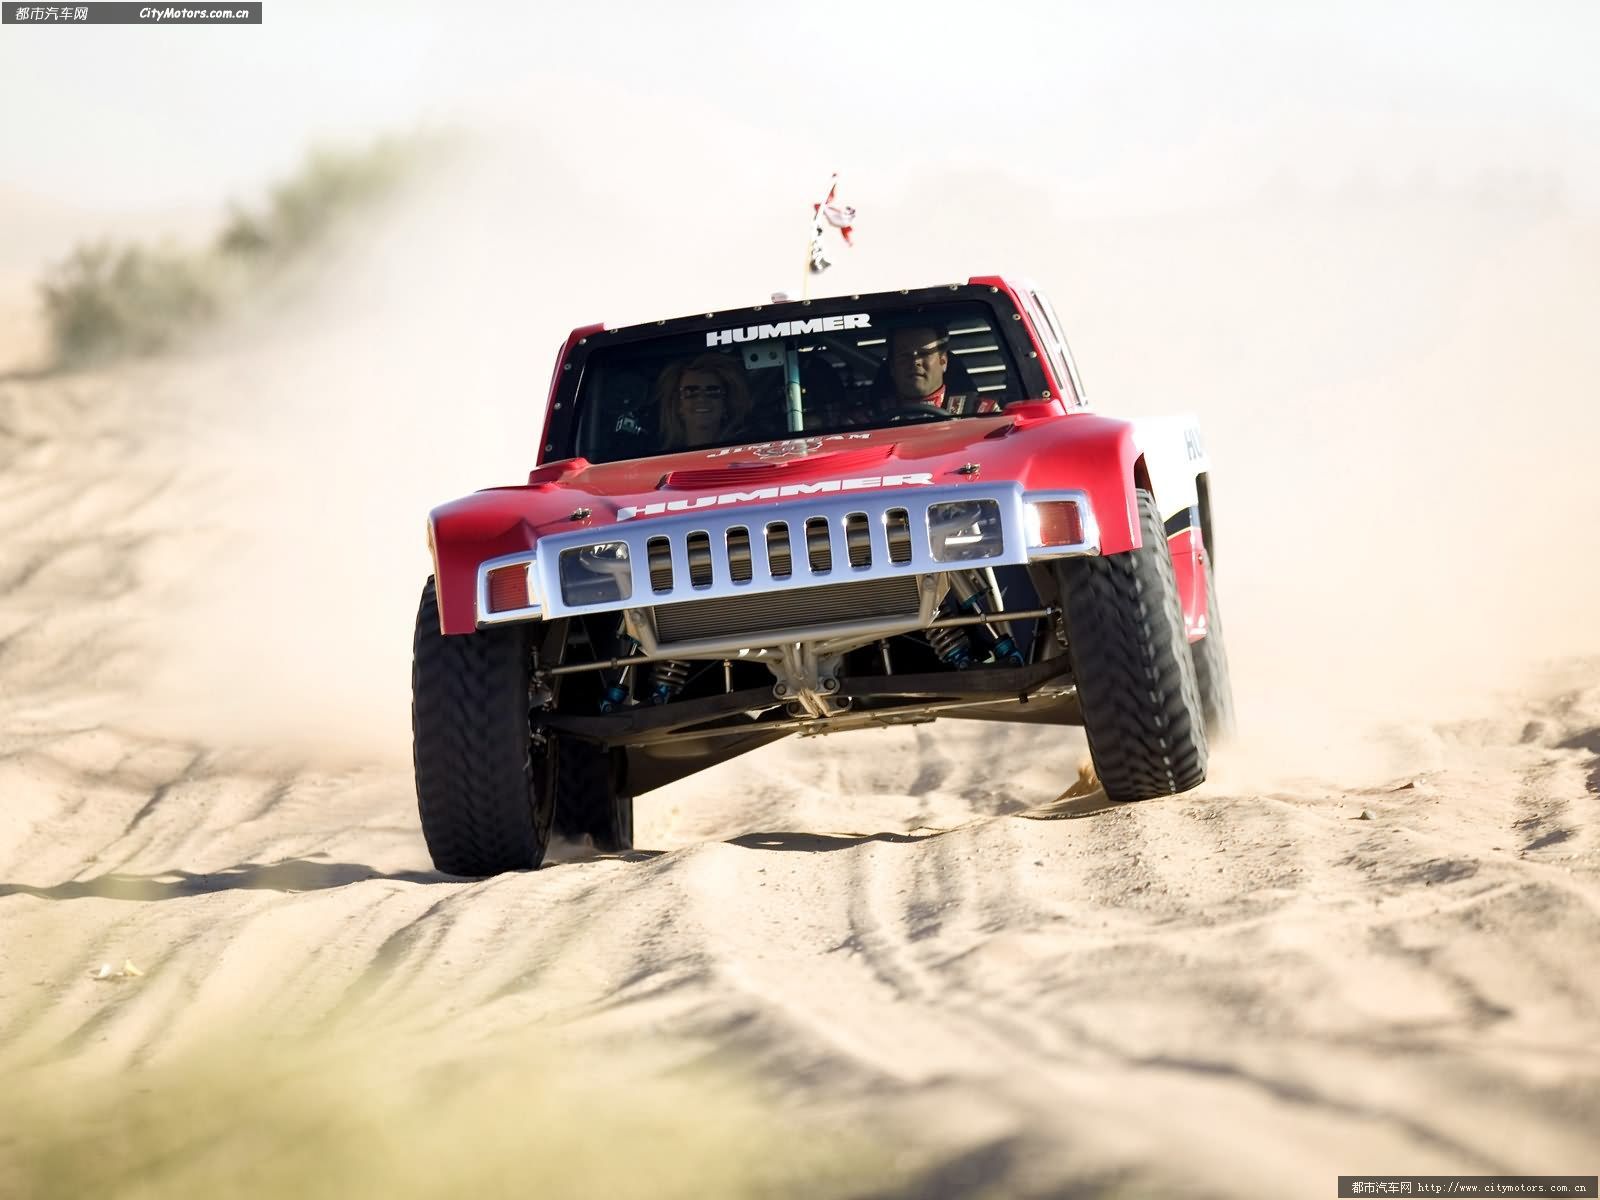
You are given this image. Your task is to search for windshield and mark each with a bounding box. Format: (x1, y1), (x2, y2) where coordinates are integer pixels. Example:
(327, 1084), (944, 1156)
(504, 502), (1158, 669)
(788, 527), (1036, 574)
(573, 301), (1025, 464)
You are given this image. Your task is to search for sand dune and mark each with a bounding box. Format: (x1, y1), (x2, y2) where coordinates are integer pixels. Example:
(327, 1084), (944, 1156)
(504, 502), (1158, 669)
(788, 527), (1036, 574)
(2, 363), (1597, 1198)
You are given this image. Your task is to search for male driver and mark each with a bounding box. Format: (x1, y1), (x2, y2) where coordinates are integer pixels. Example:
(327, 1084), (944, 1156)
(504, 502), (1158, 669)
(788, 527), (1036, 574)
(886, 324), (999, 416)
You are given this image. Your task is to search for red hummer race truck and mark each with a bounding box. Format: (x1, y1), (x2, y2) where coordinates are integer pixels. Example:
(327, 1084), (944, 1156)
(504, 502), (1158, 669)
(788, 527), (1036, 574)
(414, 276), (1232, 875)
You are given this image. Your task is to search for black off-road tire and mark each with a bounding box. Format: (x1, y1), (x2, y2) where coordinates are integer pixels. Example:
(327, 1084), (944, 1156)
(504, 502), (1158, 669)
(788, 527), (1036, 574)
(1055, 489), (1208, 801)
(412, 577), (555, 875)
(551, 750), (634, 853)
(1191, 556), (1236, 743)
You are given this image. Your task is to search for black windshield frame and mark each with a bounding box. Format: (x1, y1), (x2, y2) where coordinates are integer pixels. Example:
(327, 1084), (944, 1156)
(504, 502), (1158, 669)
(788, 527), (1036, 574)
(542, 283), (1050, 464)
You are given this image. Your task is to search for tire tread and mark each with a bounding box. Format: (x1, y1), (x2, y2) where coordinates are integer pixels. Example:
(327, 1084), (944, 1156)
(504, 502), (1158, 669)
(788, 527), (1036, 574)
(1057, 490), (1208, 802)
(412, 578), (547, 875)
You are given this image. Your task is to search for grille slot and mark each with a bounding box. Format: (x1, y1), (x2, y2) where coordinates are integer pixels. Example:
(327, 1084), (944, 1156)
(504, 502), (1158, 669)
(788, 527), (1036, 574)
(686, 531), (713, 587)
(727, 526), (752, 583)
(654, 576), (921, 644)
(886, 508), (913, 564)
(766, 522), (792, 578)
(844, 512), (871, 568)
(648, 537), (673, 592)
(805, 517), (832, 574)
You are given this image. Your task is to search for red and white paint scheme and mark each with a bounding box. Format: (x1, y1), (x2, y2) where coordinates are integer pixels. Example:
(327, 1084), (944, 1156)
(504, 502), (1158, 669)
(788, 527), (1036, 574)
(412, 275), (1231, 873)
(429, 277), (1215, 640)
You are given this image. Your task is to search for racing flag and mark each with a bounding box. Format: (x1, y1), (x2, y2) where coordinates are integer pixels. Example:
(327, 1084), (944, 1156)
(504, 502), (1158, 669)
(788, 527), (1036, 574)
(807, 173), (856, 276)
(818, 176), (856, 245)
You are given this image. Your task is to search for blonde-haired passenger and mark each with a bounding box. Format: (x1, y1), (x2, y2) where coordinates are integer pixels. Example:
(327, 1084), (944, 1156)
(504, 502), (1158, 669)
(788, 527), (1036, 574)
(655, 353), (752, 450)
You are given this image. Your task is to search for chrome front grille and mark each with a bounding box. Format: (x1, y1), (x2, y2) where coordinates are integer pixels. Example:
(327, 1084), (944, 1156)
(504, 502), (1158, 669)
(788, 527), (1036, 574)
(655, 576), (921, 643)
(643, 506), (920, 594)
(526, 484), (1036, 622)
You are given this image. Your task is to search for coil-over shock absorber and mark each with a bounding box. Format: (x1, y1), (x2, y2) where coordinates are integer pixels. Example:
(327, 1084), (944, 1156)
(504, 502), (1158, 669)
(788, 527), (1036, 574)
(928, 618), (974, 669)
(944, 570), (1025, 667)
(650, 660), (690, 704)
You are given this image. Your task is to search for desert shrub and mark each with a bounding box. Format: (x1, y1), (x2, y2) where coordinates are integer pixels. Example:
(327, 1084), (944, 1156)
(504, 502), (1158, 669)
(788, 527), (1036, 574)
(40, 241), (221, 364)
(216, 135), (429, 264)
(40, 133), (441, 367)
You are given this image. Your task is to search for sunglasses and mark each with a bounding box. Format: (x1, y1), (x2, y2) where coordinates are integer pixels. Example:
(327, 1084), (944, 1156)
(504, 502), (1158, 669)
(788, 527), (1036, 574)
(679, 385), (727, 399)
(890, 341), (946, 366)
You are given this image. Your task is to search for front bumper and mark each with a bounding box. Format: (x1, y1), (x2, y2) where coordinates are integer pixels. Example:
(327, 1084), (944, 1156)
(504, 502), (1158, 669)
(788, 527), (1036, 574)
(475, 483), (1099, 632)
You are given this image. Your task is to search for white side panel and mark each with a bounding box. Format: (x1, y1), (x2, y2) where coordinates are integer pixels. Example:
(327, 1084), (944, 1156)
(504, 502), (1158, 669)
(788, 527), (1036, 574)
(1129, 413), (1209, 523)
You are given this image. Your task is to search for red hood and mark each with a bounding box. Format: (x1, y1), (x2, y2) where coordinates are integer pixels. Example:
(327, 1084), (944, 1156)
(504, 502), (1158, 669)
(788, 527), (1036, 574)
(433, 406), (1138, 535)
(495, 413), (1076, 527)
(426, 405), (1147, 634)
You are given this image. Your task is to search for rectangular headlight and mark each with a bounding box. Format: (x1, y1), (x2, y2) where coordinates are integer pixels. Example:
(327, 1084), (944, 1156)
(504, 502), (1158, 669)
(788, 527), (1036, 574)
(927, 499), (1004, 562)
(559, 541), (634, 606)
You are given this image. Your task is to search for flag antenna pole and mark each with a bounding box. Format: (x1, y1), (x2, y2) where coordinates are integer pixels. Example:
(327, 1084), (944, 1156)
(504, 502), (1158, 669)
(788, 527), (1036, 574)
(801, 171), (854, 302)
(803, 171), (838, 302)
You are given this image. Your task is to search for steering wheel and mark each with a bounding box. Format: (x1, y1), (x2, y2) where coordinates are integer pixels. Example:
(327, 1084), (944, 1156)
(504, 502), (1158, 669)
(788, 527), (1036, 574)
(884, 402), (957, 424)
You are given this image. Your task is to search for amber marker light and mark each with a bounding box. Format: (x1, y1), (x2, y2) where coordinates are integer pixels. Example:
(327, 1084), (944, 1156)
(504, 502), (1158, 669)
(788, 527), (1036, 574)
(1028, 500), (1085, 547)
(486, 564), (532, 613)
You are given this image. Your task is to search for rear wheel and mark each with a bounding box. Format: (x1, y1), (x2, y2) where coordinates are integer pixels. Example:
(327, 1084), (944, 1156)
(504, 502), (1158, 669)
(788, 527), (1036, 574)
(1191, 556), (1236, 743)
(1054, 489), (1208, 802)
(551, 749), (634, 853)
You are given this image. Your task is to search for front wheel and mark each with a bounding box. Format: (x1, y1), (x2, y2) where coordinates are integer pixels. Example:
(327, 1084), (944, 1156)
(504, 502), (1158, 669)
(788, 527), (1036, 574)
(412, 577), (558, 875)
(1054, 489), (1208, 802)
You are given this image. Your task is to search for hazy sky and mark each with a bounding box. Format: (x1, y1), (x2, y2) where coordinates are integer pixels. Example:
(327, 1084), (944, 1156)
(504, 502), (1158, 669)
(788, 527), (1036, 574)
(2, 0), (1596, 214)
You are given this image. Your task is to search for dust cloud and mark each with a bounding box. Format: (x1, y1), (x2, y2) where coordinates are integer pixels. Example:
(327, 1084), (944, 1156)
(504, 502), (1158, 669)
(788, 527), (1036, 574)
(120, 113), (1600, 788)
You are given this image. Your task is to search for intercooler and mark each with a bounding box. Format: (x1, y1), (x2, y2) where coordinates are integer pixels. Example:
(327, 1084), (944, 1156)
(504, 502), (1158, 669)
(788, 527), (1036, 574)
(652, 575), (922, 644)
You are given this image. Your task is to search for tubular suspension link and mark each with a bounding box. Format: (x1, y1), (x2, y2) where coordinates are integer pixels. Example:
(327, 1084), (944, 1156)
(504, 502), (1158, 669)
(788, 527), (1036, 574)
(959, 593), (1024, 665)
(599, 636), (641, 713)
